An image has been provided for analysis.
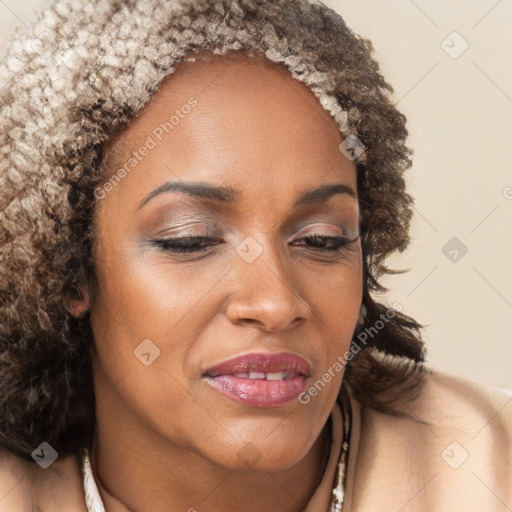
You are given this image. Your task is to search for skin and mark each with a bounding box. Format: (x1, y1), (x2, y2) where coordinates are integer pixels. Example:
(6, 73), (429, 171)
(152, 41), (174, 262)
(70, 50), (363, 512)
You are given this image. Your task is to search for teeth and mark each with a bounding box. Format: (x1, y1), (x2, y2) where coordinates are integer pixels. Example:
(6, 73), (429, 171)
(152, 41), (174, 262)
(230, 371), (296, 380)
(248, 372), (266, 379)
(266, 372), (286, 380)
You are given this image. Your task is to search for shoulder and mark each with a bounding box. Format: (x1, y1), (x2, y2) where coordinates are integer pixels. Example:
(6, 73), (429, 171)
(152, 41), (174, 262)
(0, 449), (87, 511)
(359, 363), (512, 448)
(345, 364), (512, 511)
(404, 364), (512, 430)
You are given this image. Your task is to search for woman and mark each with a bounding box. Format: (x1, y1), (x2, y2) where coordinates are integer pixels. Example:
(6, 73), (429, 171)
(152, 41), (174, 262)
(0, 0), (510, 510)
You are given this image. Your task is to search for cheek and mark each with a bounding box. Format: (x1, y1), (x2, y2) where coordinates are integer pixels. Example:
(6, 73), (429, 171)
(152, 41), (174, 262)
(305, 254), (363, 330)
(88, 241), (229, 386)
(88, 249), (212, 446)
(301, 256), (363, 384)
(92, 240), (202, 333)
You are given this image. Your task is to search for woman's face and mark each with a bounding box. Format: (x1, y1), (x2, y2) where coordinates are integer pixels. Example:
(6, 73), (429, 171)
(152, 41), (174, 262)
(85, 52), (362, 472)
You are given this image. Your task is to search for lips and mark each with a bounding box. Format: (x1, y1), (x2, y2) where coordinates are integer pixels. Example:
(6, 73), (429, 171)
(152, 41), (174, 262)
(202, 352), (311, 407)
(204, 351), (311, 378)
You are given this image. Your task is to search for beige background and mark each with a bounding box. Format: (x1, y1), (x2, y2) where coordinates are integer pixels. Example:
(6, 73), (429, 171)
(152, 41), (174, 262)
(1, 0), (511, 389)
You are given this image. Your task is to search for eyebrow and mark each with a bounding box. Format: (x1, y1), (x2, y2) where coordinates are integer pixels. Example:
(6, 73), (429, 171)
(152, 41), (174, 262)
(136, 180), (356, 211)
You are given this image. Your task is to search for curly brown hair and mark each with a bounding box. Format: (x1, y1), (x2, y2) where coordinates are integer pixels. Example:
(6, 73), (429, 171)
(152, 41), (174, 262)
(0, 0), (427, 461)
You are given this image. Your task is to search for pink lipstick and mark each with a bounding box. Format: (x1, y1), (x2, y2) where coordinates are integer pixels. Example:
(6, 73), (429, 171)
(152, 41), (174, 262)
(203, 352), (311, 407)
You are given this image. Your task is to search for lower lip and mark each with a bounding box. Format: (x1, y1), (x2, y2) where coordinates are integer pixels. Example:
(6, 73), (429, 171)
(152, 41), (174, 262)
(204, 375), (309, 407)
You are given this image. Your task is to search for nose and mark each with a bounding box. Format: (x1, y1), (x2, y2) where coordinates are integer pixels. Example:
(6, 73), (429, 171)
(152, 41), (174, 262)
(224, 241), (311, 332)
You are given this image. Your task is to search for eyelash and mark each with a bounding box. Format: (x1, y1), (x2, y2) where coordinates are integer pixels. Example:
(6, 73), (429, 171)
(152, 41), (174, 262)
(149, 233), (359, 256)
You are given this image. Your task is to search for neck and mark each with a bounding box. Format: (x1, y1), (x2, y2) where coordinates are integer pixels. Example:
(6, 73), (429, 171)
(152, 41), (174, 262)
(89, 405), (333, 512)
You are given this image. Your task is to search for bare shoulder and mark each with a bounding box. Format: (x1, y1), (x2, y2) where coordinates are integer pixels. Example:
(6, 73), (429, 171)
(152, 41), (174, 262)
(0, 449), (87, 512)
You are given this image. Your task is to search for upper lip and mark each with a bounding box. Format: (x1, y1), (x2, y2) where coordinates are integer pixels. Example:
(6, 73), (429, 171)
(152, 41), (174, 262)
(203, 351), (311, 377)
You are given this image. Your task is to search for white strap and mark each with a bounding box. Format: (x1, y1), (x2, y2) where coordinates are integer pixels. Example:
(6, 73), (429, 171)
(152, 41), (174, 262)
(82, 449), (107, 512)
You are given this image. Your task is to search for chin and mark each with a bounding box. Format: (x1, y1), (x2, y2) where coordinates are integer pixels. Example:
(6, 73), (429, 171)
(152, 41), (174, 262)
(206, 435), (314, 473)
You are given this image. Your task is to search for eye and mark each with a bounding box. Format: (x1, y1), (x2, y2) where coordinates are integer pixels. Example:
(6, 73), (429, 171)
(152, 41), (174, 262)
(148, 232), (360, 256)
(289, 233), (359, 254)
(148, 235), (220, 254)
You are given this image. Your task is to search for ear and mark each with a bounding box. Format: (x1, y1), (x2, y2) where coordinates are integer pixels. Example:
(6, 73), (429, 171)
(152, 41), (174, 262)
(68, 285), (91, 317)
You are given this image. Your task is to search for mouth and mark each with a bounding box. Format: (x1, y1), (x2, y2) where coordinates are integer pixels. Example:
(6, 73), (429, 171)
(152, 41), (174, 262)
(202, 352), (311, 408)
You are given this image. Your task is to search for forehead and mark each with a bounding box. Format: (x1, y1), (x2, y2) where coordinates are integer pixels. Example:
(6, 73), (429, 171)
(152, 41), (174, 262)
(102, 51), (356, 203)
